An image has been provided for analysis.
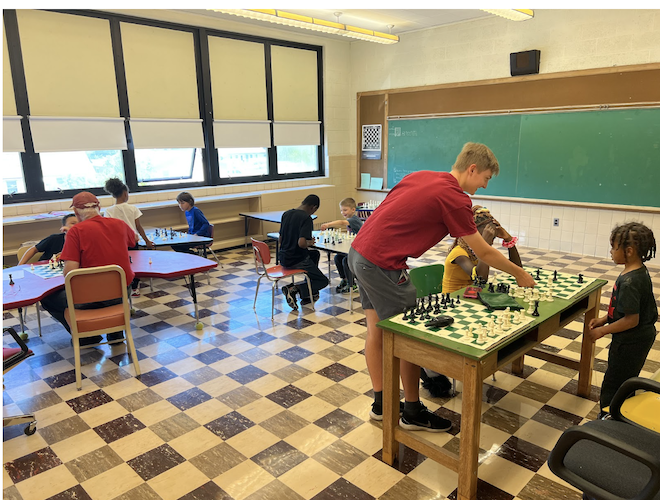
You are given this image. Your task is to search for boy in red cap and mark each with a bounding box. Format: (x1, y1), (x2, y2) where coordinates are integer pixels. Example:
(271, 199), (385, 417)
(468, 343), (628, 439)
(40, 192), (136, 346)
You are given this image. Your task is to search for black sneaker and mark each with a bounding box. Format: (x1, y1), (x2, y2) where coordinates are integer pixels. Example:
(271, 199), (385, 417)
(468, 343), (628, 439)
(335, 279), (347, 293)
(300, 293), (320, 306)
(369, 401), (405, 421)
(107, 331), (125, 344)
(77, 335), (103, 347)
(282, 285), (299, 310)
(400, 402), (452, 432)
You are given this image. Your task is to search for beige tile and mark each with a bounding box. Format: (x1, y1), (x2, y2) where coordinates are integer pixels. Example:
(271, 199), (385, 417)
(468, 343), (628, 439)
(225, 425), (281, 458)
(100, 377), (146, 400)
(525, 370), (571, 391)
(149, 377), (195, 399)
(341, 421), (385, 456)
(536, 462), (581, 492)
(7, 380), (52, 402)
(546, 391), (598, 417)
(198, 375), (242, 398)
(489, 371), (525, 391)
(31, 360), (75, 380)
(51, 378), (101, 401)
(214, 460), (274, 500)
(2, 430), (49, 462)
(168, 426), (223, 460)
(245, 374), (289, 397)
(288, 396), (335, 422)
(33, 402), (78, 429)
(343, 456), (405, 498)
(295, 354), (333, 372)
(252, 354), (291, 373)
(479, 423), (513, 451)
(131, 399), (180, 427)
(81, 463), (144, 500)
(236, 397), (284, 424)
(292, 373), (335, 395)
(209, 356), (248, 374)
(3, 467), (13, 489)
(496, 392), (546, 418)
(513, 419), (564, 451)
(148, 461), (209, 500)
(279, 459), (340, 499)
(336, 372), (372, 394)
(184, 398), (232, 424)
(50, 429), (108, 463)
(284, 426), (337, 456)
(408, 459), (458, 498)
(339, 394), (373, 421)
(15, 466), (79, 500)
(480, 454), (536, 496)
(166, 357), (207, 376)
(108, 428), (164, 461)
(78, 401), (128, 428)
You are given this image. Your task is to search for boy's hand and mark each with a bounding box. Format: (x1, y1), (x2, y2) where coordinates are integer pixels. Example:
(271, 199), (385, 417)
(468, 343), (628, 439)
(146, 240), (155, 250)
(514, 271), (536, 288)
(482, 224), (498, 245)
(320, 223), (328, 230)
(588, 326), (608, 342)
(589, 316), (607, 330)
(496, 225), (513, 242)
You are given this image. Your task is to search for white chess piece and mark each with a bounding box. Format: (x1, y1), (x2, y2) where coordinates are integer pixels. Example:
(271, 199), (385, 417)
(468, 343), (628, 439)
(468, 325), (475, 338)
(520, 309), (526, 320)
(516, 287), (525, 299)
(546, 288), (554, 302)
(527, 301), (535, 315)
(477, 330), (486, 343)
(30, 264), (35, 271)
(532, 288), (540, 301)
(503, 314), (511, 330)
(148, 258), (152, 265)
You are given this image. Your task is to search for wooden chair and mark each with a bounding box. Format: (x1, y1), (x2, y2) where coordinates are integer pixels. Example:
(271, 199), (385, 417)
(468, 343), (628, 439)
(3, 327), (37, 435)
(548, 377), (660, 500)
(64, 265), (141, 390)
(16, 245), (45, 337)
(251, 238), (314, 319)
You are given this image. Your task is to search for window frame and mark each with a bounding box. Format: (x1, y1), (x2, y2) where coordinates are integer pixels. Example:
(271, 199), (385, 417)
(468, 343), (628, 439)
(2, 8), (325, 204)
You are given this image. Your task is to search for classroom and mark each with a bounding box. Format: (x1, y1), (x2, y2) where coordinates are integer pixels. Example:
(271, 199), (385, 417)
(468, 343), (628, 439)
(3, 8), (660, 500)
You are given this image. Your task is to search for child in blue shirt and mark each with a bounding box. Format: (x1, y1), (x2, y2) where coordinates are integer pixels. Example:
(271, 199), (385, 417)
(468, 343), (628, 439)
(172, 192), (211, 253)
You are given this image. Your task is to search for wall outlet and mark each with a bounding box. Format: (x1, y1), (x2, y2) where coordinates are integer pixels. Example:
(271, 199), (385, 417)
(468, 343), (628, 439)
(553, 218), (560, 227)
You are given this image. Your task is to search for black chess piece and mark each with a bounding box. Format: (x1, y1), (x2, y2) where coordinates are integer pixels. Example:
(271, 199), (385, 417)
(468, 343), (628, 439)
(535, 269), (541, 280)
(402, 308), (409, 320)
(424, 315), (454, 328)
(59, 260), (64, 269)
(488, 283), (494, 293)
(155, 229), (159, 237)
(443, 299), (448, 310)
(331, 238), (335, 245)
(578, 274), (584, 284)
(8, 274), (14, 286)
(553, 270), (558, 282)
(455, 295), (460, 305)
(129, 256), (132, 263)
(532, 300), (540, 317)
(450, 298), (455, 308)
(424, 308), (431, 320)
(409, 307), (417, 321)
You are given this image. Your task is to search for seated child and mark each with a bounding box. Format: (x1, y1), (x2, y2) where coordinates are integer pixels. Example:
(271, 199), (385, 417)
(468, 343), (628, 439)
(18, 214), (78, 265)
(320, 197), (364, 293)
(442, 205), (522, 293)
(103, 177), (154, 297)
(589, 222), (657, 417)
(172, 192), (211, 254)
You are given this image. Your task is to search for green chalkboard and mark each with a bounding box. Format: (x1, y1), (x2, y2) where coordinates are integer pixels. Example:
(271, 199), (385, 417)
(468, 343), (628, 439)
(387, 108), (660, 207)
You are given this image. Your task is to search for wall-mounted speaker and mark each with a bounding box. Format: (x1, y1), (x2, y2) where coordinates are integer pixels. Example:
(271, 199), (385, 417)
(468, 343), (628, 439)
(510, 50), (540, 76)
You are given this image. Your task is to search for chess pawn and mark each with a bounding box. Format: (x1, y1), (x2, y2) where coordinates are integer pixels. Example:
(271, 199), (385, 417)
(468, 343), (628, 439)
(509, 286), (516, 297)
(527, 301), (535, 315)
(148, 258), (152, 265)
(468, 325), (475, 338)
(523, 289), (532, 303)
(532, 288), (540, 301)
(546, 289), (554, 302)
(30, 264), (35, 271)
(520, 308), (526, 319)
(477, 330), (486, 344)
(515, 287), (525, 299)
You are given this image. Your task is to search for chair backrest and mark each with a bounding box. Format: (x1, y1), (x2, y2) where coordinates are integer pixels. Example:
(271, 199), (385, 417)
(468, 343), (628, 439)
(16, 245), (43, 265)
(251, 238), (271, 270)
(409, 264), (444, 298)
(65, 265), (127, 306)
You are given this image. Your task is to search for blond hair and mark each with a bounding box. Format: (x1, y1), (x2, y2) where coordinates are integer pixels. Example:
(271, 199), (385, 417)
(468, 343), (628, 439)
(452, 142), (499, 176)
(339, 197), (356, 209)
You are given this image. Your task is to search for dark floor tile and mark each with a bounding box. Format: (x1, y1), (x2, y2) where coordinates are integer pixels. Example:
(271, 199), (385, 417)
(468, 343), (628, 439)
(165, 333), (201, 348)
(251, 441), (307, 477)
(481, 406), (528, 434)
(126, 443), (186, 481)
(540, 363), (579, 379)
(483, 384), (509, 404)
(316, 363), (357, 382)
(46, 485), (93, 500)
(243, 332), (276, 347)
(554, 328), (581, 340)
(43, 370), (85, 389)
(112, 483), (162, 500)
(434, 407), (462, 436)
(150, 413), (200, 442)
(244, 479), (305, 500)
(26, 351), (64, 368)
(496, 436), (550, 472)
(167, 387), (212, 411)
(285, 318), (316, 330)
(260, 410), (309, 439)
(266, 385), (312, 409)
(39, 415), (92, 446)
(511, 380), (558, 403)
(374, 444), (427, 475)
(116, 389), (163, 412)
(317, 345), (354, 362)
(517, 474), (582, 500)
(94, 414), (146, 444)
(280, 332), (314, 345)
(132, 334), (160, 349)
(193, 348), (231, 365)
(138, 367), (178, 387)
(447, 478), (514, 500)
(179, 482), (233, 500)
(64, 445), (124, 482)
(216, 386), (262, 410)
(314, 408), (364, 438)
(380, 476), (438, 500)
(140, 321), (173, 334)
(277, 346), (314, 363)
(237, 347), (271, 364)
(163, 298), (192, 308)
(271, 364), (313, 384)
(4, 447), (62, 483)
(227, 365), (268, 385)
(182, 366), (223, 386)
(15, 390), (63, 414)
(315, 384), (360, 407)
(531, 404), (583, 431)
(320, 306), (349, 316)
(87, 369), (134, 388)
(151, 349), (190, 366)
(312, 440), (368, 476)
(188, 442), (246, 479)
(311, 478), (374, 500)
(66, 389), (114, 414)
(204, 411), (255, 440)
(561, 379), (601, 402)
(2, 365), (42, 390)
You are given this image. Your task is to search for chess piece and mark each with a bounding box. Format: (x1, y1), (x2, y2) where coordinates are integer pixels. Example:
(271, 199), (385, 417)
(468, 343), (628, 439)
(578, 273), (584, 284)
(477, 330), (486, 344)
(488, 283), (494, 293)
(535, 268), (541, 280)
(532, 300), (540, 317)
(524, 289), (532, 303)
(402, 308), (409, 321)
(129, 256), (132, 263)
(30, 264), (35, 271)
(553, 270), (558, 282)
(8, 274), (14, 286)
(527, 301), (535, 315)
(546, 289), (554, 302)
(468, 326), (475, 338)
(449, 298), (455, 308)
(455, 295), (460, 305)
(532, 288), (540, 301)
(148, 258), (152, 265)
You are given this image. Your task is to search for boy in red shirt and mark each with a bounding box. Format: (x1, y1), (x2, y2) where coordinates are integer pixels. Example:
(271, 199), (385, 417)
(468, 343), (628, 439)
(348, 142), (536, 432)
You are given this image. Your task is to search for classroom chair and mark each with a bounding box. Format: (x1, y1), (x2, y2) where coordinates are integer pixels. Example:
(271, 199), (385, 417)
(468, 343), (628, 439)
(64, 265), (141, 390)
(3, 327), (37, 436)
(251, 238), (314, 319)
(548, 376), (660, 500)
(409, 264), (444, 298)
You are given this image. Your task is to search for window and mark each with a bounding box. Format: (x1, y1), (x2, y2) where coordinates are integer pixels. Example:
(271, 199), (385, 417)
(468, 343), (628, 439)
(39, 150), (124, 191)
(276, 145), (318, 174)
(135, 148), (204, 186)
(2, 153), (26, 195)
(218, 148), (268, 178)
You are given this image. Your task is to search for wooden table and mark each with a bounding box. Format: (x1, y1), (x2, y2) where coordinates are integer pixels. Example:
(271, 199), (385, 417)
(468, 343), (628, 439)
(377, 278), (607, 500)
(2, 251), (217, 334)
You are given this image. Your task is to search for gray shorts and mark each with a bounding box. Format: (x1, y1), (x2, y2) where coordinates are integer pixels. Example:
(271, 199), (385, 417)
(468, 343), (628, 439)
(347, 247), (417, 321)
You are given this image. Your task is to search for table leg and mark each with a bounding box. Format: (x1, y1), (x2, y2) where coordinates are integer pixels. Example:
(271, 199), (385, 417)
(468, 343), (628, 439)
(458, 359), (483, 500)
(17, 307), (26, 335)
(511, 355), (525, 376)
(327, 252), (331, 283)
(188, 274), (203, 331)
(578, 288), (601, 397)
(382, 330), (400, 465)
(244, 217), (249, 248)
(36, 303), (42, 337)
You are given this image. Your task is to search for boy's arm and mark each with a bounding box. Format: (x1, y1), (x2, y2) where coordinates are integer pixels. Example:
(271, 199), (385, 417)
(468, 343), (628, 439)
(18, 246), (38, 265)
(463, 232), (536, 288)
(588, 314), (639, 341)
(320, 220), (349, 230)
(135, 219), (155, 249)
(194, 209), (210, 236)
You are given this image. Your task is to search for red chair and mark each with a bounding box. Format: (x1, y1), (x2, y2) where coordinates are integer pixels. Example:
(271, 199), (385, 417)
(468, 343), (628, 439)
(251, 238), (314, 319)
(3, 327), (37, 435)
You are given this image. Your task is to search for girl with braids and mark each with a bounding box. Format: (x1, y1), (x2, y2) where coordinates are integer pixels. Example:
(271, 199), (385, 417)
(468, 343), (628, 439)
(589, 222), (658, 417)
(442, 205), (523, 293)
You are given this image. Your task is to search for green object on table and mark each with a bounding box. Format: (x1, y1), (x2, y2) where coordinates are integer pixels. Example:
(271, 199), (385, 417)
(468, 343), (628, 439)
(477, 291), (523, 311)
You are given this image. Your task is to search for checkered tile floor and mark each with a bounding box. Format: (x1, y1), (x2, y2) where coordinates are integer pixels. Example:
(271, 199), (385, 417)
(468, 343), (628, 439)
(4, 242), (660, 500)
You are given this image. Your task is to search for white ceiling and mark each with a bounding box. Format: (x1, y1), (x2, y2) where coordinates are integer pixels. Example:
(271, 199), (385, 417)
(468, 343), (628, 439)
(177, 9), (491, 38)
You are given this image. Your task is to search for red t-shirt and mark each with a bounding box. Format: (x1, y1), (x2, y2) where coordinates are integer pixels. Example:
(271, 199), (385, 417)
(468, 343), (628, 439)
(352, 171), (477, 270)
(61, 215), (136, 283)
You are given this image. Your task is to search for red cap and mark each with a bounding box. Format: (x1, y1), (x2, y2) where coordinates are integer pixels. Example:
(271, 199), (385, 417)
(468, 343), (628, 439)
(70, 192), (100, 209)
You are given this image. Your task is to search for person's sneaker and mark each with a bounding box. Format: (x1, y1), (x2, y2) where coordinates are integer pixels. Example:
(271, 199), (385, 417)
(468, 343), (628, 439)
(597, 410), (612, 420)
(282, 285), (299, 310)
(107, 331), (125, 343)
(300, 293), (320, 305)
(131, 288), (141, 298)
(77, 335), (103, 347)
(335, 279), (347, 293)
(370, 401), (405, 421)
(400, 402), (452, 432)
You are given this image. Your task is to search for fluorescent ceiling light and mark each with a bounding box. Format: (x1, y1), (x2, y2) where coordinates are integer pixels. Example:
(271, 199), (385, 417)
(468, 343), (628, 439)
(211, 9), (399, 44)
(481, 9), (534, 21)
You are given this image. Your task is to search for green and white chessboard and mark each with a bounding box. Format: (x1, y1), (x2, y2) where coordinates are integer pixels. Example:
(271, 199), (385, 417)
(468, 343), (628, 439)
(389, 299), (536, 351)
(27, 264), (64, 279)
(494, 266), (597, 301)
